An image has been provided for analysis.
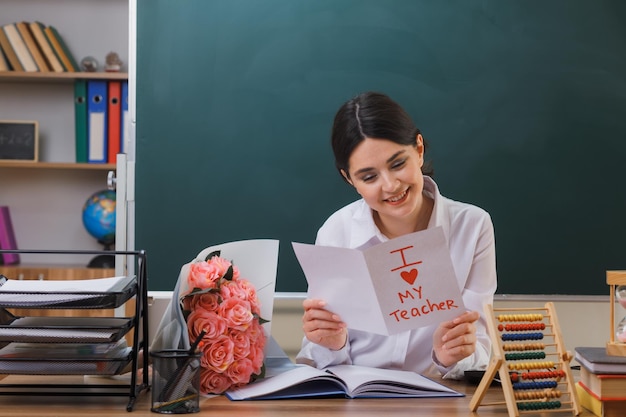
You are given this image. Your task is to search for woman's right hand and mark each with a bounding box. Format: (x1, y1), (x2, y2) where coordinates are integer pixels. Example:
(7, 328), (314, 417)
(302, 298), (347, 351)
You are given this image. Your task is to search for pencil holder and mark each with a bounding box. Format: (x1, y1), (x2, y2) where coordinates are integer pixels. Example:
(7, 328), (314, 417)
(150, 349), (201, 414)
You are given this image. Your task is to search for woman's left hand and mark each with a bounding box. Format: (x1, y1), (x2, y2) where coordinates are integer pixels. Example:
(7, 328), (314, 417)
(432, 310), (480, 368)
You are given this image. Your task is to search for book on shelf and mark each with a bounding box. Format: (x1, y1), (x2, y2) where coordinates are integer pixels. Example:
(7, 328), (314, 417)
(0, 47), (8, 71)
(121, 80), (129, 153)
(15, 22), (49, 72)
(87, 80), (109, 163)
(576, 381), (626, 417)
(107, 80), (122, 163)
(0, 206), (19, 265)
(74, 79), (88, 162)
(28, 21), (64, 73)
(44, 25), (78, 72)
(0, 28), (23, 71)
(575, 346), (626, 374)
(2, 23), (37, 72)
(225, 364), (463, 400)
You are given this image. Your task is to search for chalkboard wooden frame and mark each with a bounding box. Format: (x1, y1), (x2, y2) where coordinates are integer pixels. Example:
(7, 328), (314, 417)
(0, 120), (39, 162)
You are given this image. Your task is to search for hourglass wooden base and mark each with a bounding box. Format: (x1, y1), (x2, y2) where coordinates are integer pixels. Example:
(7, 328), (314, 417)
(606, 271), (626, 357)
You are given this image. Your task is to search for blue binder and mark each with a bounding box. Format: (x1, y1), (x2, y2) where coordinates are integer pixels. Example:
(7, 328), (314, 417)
(121, 80), (129, 154)
(86, 80), (108, 163)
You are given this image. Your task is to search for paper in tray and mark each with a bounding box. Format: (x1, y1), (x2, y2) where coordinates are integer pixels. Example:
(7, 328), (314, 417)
(0, 275), (137, 309)
(0, 316), (134, 343)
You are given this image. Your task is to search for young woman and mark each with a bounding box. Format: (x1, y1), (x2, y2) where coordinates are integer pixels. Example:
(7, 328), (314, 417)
(296, 92), (497, 379)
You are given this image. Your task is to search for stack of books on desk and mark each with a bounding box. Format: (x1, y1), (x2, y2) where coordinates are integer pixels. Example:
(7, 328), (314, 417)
(574, 347), (626, 417)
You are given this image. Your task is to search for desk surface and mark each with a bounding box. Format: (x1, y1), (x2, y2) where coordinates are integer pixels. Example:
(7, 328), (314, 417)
(0, 374), (593, 417)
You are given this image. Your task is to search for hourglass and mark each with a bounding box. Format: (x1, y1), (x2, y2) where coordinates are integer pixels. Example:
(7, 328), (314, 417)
(607, 271), (626, 357)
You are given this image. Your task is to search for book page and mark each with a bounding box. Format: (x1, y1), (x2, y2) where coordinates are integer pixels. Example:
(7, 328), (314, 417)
(225, 365), (347, 400)
(327, 364), (461, 397)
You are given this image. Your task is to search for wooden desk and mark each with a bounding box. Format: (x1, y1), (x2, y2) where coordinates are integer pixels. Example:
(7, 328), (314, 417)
(0, 374), (593, 417)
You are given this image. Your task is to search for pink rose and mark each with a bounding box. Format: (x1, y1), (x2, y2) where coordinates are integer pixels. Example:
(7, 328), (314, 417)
(218, 297), (254, 331)
(248, 333), (266, 371)
(221, 279), (262, 315)
(245, 318), (266, 344)
(188, 292), (220, 312)
(229, 329), (251, 360)
(202, 334), (234, 372)
(225, 358), (255, 386)
(200, 369), (232, 395)
(187, 308), (227, 341)
(187, 261), (222, 291)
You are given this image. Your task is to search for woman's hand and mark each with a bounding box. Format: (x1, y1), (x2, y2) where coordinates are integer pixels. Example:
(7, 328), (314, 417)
(302, 298), (347, 351)
(433, 310), (480, 367)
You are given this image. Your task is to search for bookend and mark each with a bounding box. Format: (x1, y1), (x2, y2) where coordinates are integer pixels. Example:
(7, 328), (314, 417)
(0, 249), (149, 411)
(606, 271), (626, 357)
(469, 302), (582, 416)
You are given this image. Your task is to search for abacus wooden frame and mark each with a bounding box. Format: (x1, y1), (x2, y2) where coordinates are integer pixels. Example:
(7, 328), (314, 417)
(469, 302), (582, 417)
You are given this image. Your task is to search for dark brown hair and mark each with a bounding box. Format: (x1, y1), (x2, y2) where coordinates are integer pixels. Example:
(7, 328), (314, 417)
(331, 91), (433, 181)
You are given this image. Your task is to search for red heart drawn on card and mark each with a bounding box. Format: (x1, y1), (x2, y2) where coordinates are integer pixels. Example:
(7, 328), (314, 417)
(400, 269), (418, 285)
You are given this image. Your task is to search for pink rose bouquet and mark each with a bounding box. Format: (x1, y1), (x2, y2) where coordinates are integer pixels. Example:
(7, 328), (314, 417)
(181, 250), (267, 394)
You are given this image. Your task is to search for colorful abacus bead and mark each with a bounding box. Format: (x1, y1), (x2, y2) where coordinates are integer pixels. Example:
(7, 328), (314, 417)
(497, 313), (544, 322)
(521, 370), (565, 380)
(508, 361), (555, 371)
(505, 351), (546, 361)
(517, 401), (561, 410)
(501, 332), (544, 341)
(512, 381), (558, 390)
(502, 343), (546, 351)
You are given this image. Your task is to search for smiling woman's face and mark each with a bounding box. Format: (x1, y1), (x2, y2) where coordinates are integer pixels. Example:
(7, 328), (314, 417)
(342, 135), (426, 231)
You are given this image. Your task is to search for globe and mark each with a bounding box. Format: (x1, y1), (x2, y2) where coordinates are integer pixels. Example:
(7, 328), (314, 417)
(82, 189), (116, 268)
(82, 189), (116, 244)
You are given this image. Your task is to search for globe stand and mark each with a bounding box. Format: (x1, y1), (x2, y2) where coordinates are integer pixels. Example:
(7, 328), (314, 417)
(87, 241), (115, 269)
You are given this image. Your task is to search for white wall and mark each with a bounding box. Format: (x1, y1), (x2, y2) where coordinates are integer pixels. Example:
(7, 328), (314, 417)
(148, 293), (616, 361)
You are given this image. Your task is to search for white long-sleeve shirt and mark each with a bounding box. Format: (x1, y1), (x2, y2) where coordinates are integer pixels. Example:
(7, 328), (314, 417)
(296, 176), (497, 379)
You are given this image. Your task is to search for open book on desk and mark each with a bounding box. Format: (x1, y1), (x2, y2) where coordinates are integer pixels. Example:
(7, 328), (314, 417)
(225, 364), (463, 400)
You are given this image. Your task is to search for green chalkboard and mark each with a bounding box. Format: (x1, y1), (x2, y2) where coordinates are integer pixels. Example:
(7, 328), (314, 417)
(136, 0), (626, 295)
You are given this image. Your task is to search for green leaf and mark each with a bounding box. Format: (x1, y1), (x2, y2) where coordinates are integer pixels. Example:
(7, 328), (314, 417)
(205, 250), (221, 261)
(223, 265), (234, 281)
(250, 363), (266, 382)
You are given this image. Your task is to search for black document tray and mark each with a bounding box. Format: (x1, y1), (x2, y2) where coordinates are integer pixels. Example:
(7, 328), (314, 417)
(0, 315), (134, 344)
(0, 276), (136, 309)
(0, 350), (133, 376)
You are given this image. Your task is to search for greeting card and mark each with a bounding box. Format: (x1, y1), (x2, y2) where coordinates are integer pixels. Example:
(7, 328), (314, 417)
(292, 227), (465, 336)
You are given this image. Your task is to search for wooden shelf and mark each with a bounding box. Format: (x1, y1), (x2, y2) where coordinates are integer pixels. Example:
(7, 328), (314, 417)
(0, 161), (115, 170)
(0, 71), (128, 83)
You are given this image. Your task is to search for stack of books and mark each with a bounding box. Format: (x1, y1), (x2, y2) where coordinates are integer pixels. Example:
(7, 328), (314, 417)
(575, 346), (626, 417)
(0, 21), (78, 73)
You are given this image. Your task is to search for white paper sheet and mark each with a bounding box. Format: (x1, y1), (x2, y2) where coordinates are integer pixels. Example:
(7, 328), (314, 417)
(292, 227), (465, 335)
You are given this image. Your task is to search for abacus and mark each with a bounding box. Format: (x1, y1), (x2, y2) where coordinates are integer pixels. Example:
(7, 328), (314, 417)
(469, 302), (581, 416)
